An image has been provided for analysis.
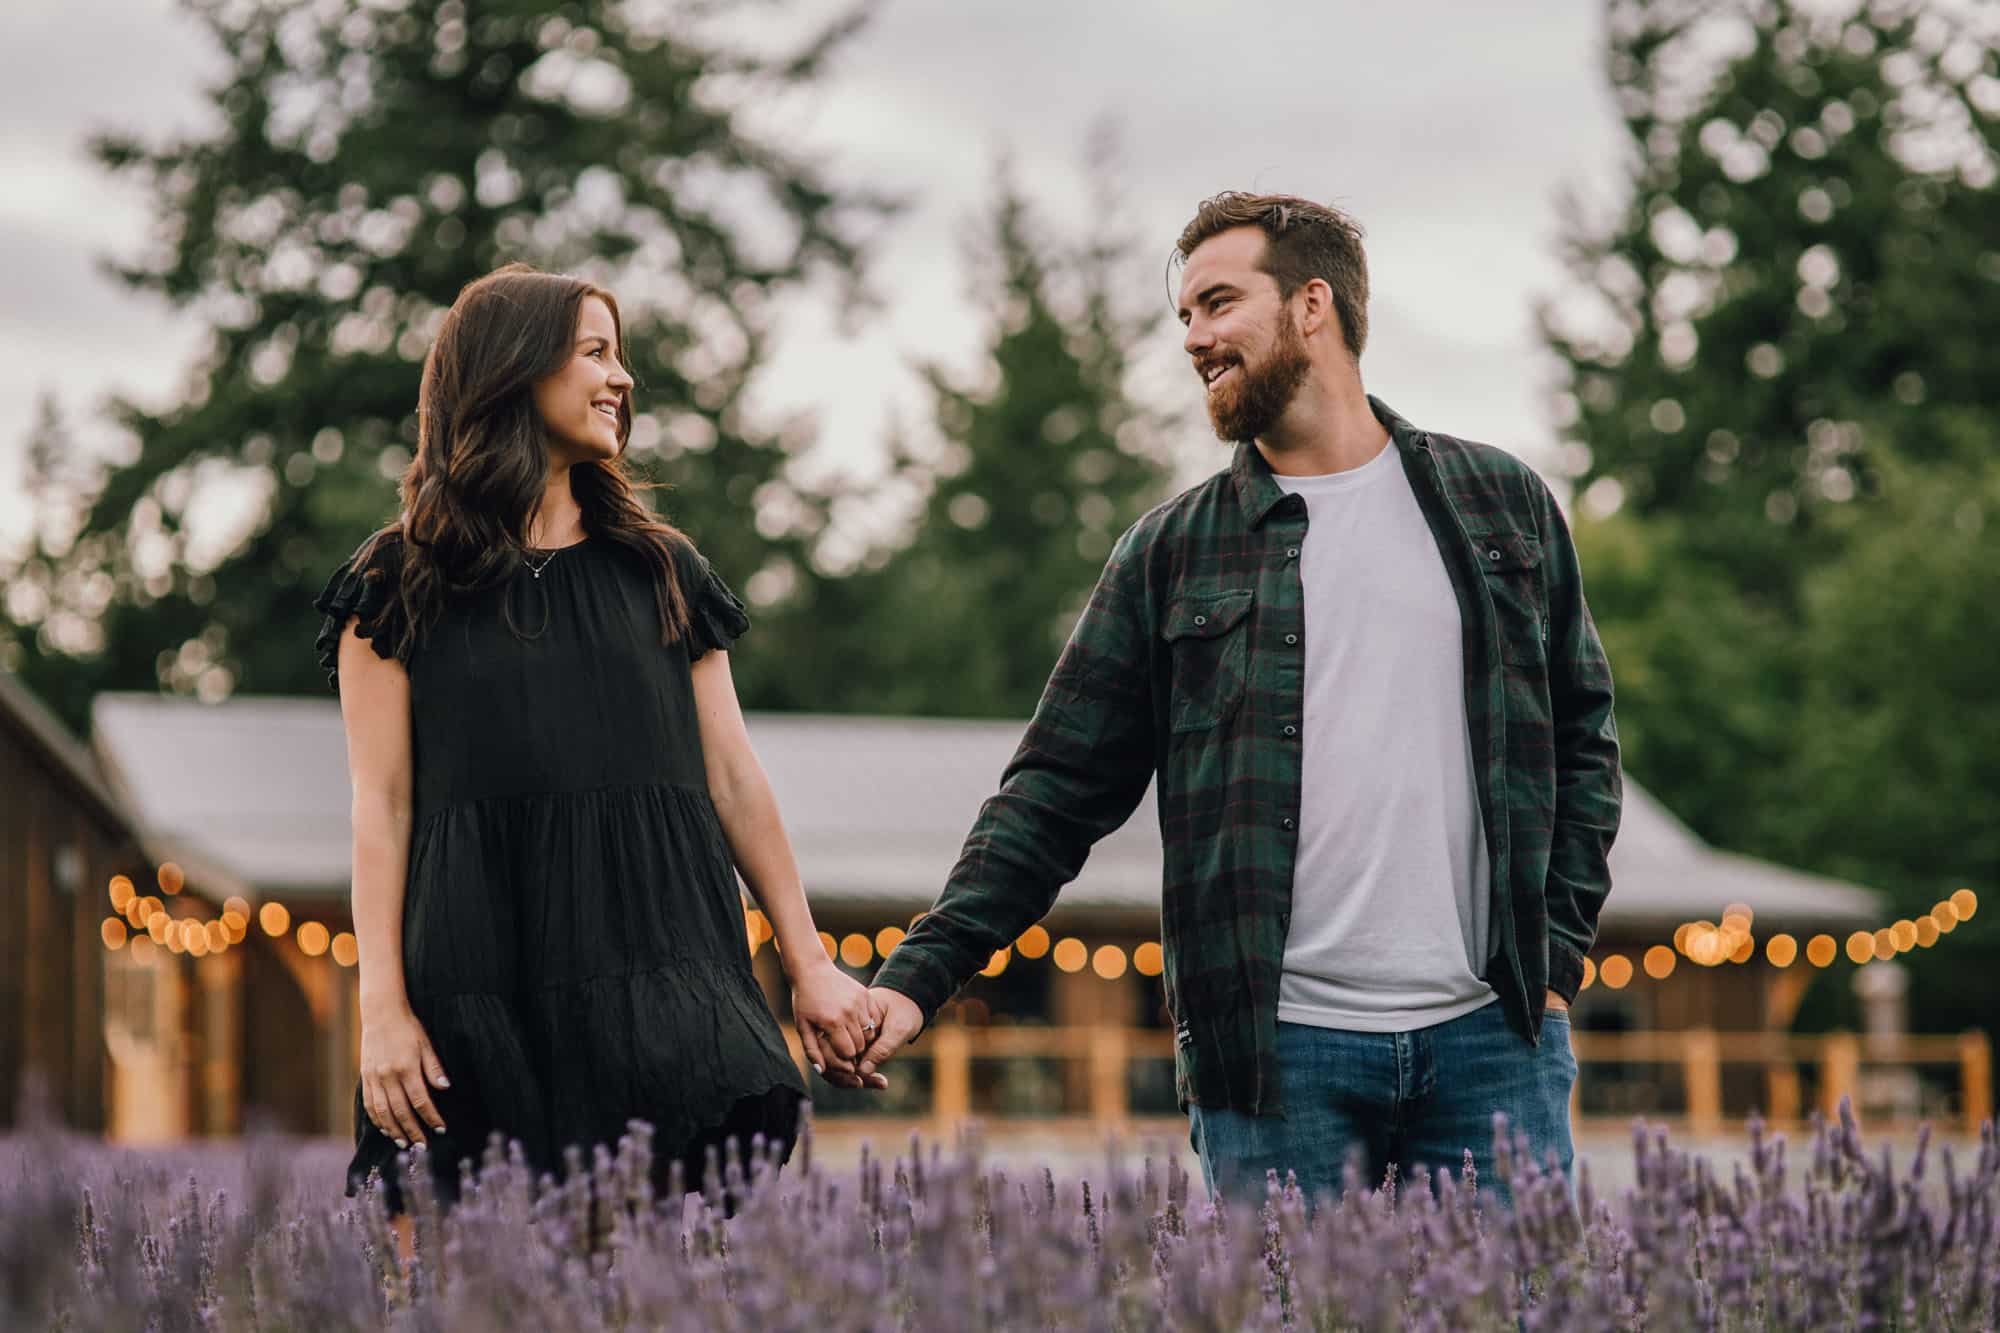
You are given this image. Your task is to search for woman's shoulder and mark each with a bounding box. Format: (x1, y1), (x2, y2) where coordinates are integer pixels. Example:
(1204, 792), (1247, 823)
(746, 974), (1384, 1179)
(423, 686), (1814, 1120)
(313, 526), (408, 689)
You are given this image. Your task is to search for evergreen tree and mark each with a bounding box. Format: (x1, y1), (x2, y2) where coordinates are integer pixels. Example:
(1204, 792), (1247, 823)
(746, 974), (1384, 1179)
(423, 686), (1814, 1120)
(4, 0), (886, 726)
(1546, 0), (1999, 848)
(804, 164), (1178, 717)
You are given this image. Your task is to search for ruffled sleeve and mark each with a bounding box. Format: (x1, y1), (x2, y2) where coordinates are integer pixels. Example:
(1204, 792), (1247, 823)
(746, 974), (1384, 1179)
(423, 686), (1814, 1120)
(313, 535), (407, 691)
(682, 546), (751, 662)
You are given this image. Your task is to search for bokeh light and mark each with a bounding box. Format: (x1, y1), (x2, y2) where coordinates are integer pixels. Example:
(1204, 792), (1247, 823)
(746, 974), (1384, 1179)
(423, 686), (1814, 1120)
(205, 920), (229, 953)
(816, 931), (837, 961)
(224, 896), (251, 920)
(874, 926), (905, 957)
(1580, 956), (1597, 989)
(981, 947), (1010, 977)
(297, 922), (331, 957)
(157, 862), (185, 895)
(1765, 934), (1798, 967)
(840, 933), (874, 968)
(1133, 941), (1163, 977)
(1015, 924), (1050, 959)
(1092, 945), (1127, 980)
(1951, 889), (1977, 921)
(1846, 931), (1875, 965)
(1916, 917), (1940, 947)
(1806, 934), (1837, 967)
(108, 876), (135, 912)
(259, 902), (290, 937)
(130, 934), (156, 963)
(1729, 933), (1756, 964)
(1599, 955), (1633, 989)
(100, 918), (128, 951)
(1891, 920), (1918, 952)
(1872, 927), (1896, 959)
(185, 926), (210, 958)
(1052, 937), (1088, 973)
(331, 932), (359, 967)
(1643, 945), (1676, 979)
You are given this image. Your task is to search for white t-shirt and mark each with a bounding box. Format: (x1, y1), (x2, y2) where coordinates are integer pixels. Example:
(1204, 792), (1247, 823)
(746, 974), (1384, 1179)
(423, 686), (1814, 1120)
(1272, 441), (1496, 1032)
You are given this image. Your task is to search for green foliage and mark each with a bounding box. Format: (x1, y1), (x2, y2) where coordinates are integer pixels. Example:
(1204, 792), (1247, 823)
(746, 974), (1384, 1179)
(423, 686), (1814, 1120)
(2, 0), (886, 725)
(794, 163), (1179, 717)
(1550, 0), (2000, 1028)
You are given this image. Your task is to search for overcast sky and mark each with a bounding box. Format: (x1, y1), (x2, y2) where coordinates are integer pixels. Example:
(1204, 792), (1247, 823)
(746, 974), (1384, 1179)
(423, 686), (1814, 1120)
(0, 0), (1626, 551)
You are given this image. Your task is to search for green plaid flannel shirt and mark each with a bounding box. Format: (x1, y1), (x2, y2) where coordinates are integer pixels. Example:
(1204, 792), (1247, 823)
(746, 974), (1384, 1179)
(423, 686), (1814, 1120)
(873, 396), (1621, 1115)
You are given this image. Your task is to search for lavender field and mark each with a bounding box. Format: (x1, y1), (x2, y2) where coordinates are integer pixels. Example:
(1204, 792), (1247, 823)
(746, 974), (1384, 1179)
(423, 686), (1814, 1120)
(4, 1105), (1997, 1331)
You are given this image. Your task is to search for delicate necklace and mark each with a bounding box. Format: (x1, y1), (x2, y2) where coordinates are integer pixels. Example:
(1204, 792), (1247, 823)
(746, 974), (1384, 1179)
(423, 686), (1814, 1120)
(522, 547), (562, 579)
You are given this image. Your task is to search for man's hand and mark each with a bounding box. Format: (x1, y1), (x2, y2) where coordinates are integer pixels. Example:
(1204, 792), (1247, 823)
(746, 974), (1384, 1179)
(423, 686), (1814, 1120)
(1545, 989), (1569, 1013)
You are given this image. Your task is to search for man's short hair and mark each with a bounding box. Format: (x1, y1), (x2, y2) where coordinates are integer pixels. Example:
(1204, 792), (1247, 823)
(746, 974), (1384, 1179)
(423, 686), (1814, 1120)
(1175, 192), (1370, 360)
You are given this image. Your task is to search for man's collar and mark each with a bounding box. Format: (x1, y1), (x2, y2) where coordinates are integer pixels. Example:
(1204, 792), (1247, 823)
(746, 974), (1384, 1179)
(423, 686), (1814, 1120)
(1229, 394), (1429, 526)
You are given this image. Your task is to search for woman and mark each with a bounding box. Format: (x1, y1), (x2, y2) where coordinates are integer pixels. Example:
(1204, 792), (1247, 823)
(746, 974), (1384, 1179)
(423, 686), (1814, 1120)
(315, 264), (877, 1214)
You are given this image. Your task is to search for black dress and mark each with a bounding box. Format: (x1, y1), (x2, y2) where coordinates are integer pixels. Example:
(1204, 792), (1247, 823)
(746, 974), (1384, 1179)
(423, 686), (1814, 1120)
(314, 532), (806, 1207)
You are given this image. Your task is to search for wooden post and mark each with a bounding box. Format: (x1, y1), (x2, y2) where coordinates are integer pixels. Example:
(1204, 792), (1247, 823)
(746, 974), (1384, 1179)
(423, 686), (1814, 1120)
(1958, 1031), (1992, 1136)
(1765, 1065), (1803, 1126)
(1821, 1032), (1861, 1121)
(1087, 1024), (1128, 1127)
(1682, 1029), (1723, 1136)
(930, 1022), (971, 1130)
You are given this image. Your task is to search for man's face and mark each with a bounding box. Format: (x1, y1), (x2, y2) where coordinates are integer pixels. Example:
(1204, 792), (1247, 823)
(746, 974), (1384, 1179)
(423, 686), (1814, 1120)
(1177, 227), (1311, 444)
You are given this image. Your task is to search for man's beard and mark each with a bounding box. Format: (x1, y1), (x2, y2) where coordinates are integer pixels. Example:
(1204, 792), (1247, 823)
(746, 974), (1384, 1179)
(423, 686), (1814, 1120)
(1206, 317), (1312, 444)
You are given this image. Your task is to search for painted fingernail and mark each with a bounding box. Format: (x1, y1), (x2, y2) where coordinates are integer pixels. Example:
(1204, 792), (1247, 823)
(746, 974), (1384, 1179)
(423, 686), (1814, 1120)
(436, 1076), (451, 1088)
(395, 1139), (408, 1150)
(811, 1063), (824, 1075)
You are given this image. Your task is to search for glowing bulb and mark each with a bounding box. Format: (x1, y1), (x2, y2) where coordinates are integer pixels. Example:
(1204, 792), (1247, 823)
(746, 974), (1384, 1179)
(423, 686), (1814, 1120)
(205, 920), (228, 953)
(108, 876), (135, 911)
(1872, 927), (1895, 960)
(874, 926), (906, 957)
(331, 932), (359, 967)
(1806, 934), (1837, 967)
(1951, 889), (1977, 921)
(1133, 941), (1164, 977)
(1052, 938), (1088, 973)
(1916, 917), (1940, 948)
(1643, 945), (1676, 980)
(840, 933), (874, 969)
(1015, 925), (1051, 959)
(100, 918), (128, 951)
(1599, 955), (1634, 989)
(1579, 956), (1597, 989)
(297, 922), (330, 957)
(259, 902), (290, 937)
(816, 931), (836, 961)
(1846, 931), (1874, 965)
(981, 947), (1010, 977)
(1092, 945), (1128, 980)
(1765, 934), (1798, 967)
(1892, 920), (1918, 952)
(1729, 933), (1756, 964)
(157, 862), (185, 895)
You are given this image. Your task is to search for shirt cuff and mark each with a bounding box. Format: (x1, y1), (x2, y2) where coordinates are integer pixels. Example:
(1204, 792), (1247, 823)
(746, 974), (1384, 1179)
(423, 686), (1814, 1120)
(1548, 939), (1588, 1004)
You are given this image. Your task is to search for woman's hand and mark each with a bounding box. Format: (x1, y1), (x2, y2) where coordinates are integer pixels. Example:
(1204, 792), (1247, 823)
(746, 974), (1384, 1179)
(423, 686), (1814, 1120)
(789, 959), (884, 1083)
(359, 1001), (449, 1149)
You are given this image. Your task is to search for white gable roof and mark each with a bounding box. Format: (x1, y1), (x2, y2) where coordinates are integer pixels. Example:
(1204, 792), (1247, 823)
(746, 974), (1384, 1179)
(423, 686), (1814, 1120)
(90, 695), (1881, 927)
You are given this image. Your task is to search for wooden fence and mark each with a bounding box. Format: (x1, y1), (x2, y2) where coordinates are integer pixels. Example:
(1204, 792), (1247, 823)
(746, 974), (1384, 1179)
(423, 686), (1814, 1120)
(787, 1025), (1994, 1137)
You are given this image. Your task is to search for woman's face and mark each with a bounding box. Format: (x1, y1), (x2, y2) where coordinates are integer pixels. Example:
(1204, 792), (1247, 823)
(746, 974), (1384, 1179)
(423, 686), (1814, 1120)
(532, 295), (632, 463)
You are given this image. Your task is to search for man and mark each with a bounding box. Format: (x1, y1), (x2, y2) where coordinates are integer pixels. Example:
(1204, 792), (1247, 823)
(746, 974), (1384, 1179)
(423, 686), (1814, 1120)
(844, 192), (1621, 1207)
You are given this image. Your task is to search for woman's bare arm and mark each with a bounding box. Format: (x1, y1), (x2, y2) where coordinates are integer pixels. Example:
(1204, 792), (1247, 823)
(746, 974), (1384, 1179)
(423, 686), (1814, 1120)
(690, 648), (880, 1080)
(337, 624), (447, 1147)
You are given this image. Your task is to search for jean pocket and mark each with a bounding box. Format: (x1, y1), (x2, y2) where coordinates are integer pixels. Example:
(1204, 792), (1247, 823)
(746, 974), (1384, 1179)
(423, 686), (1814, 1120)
(1162, 589), (1254, 733)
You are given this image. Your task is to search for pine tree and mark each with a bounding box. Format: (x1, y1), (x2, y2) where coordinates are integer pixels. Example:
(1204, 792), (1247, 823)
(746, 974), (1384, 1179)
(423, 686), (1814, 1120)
(804, 162), (1179, 717)
(4, 0), (887, 726)
(1543, 0), (1999, 848)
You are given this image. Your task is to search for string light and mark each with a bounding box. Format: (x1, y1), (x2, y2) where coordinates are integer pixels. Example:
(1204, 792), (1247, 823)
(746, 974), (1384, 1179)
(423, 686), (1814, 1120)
(1052, 937), (1088, 973)
(1643, 945), (1676, 980)
(1765, 934), (1798, 967)
(1015, 925), (1051, 959)
(981, 947), (1010, 978)
(297, 922), (330, 957)
(1600, 955), (1634, 989)
(1134, 942), (1164, 977)
(259, 902), (290, 937)
(874, 926), (905, 957)
(108, 876), (135, 913)
(331, 932), (359, 967)
(1807, 934), (1837, 967)
(1091, 945), (1128, 980)
(100, 918), (128, 951)
(157, 862), (185, 895)
(816, 931), (836, 961)
(840, 933), (874, 968)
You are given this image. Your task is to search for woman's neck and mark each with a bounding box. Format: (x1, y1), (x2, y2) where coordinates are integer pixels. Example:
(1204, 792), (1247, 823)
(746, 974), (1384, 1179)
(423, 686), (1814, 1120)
(528, 464), (587, 548)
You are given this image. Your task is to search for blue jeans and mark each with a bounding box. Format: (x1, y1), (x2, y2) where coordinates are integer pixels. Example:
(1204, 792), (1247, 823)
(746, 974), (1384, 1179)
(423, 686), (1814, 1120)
(1187, 1001), (1575, 1210)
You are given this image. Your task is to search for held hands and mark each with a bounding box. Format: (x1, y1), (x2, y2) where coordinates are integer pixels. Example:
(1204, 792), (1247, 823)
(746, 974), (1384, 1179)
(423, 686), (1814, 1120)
(790, 959), (889, 1089)
(814, 987), (923, 1090)
(359, 1001), (449, 1150)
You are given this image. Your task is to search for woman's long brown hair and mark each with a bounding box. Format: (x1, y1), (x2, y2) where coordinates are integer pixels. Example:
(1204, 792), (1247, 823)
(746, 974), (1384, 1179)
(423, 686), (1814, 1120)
(355, 264), (692, 655)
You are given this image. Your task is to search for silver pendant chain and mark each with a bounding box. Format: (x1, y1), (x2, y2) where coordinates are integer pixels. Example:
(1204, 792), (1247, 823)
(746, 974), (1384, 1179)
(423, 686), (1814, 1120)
(522, 548), (561, 579)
